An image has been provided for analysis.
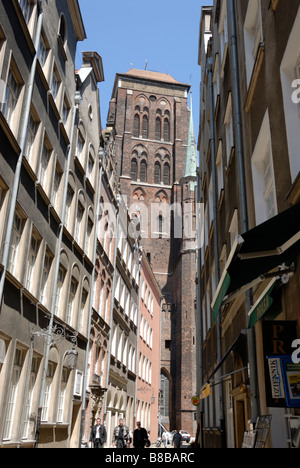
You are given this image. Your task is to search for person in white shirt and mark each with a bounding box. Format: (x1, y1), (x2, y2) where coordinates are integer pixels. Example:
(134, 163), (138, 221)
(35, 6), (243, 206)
(90, 418), (107, 448)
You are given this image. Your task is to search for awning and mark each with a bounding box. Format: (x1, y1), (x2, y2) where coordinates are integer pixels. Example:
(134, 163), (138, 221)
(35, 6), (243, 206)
(212, 204), (300, 324)
(248, 278), (277, 329)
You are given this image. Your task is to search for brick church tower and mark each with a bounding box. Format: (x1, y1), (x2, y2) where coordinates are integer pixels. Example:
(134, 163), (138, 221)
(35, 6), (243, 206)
(107, 69), (197, 434)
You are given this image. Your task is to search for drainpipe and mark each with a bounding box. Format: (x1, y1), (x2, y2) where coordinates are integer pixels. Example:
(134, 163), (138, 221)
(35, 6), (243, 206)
(0, 0), (43, 310)
(196, 167), (204, 449)
(228, 0), (259, 422)
(207, 57), (226, 447)
(34, 90), (81, 448)
(79, 147), (105, 447)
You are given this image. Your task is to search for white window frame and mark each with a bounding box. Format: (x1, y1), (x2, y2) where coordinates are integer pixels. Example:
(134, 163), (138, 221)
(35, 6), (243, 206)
(251, 110), (278, 225)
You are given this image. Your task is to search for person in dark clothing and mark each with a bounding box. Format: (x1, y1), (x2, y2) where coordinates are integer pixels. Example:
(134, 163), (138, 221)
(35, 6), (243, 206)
(172, 429), (183, 449)
(133, 421), (148, 448)
(89, 418), (107, 448)
(112, 419), (130, 448)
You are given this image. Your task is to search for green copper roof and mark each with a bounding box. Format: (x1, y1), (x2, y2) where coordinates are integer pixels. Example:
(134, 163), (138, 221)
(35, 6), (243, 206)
(184, 94), (198, 183)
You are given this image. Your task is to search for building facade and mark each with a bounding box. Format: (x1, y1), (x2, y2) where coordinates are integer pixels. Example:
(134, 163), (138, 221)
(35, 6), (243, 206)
(0, 0), (107, 448)
(107, 69), (198, 435)
(198, 0), (300, 449)
(137, 250), (161, 441)
(103, 193), (141, 446)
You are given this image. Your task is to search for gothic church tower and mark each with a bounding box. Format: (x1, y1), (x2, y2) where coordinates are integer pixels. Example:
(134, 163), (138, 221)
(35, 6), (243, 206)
(107, 69), (197, 434)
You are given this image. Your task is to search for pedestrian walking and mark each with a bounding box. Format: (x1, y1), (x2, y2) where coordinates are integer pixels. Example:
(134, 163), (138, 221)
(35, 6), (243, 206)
(172, 429), (183, 449)
(112, 418), (130, 448)
(89, 418), (107, 448)
(133, 421), (149, 448)
(162, 430), (168, 448)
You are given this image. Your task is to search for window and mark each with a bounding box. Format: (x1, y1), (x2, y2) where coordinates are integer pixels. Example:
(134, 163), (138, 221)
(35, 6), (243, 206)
(155, 117), (161, 140)
(67, 278), (77, 325)
(18, 0), (34, 25)
(163, 118), (170, 141)
(4, 348), (24, 440)
(216, 140), (224, 198)
(77, 132), (85, 165)
(79, 289), (88, 332)
(62, 96), (70, 127)
(163, 163), (170, 185)
(8, 212), (23, 275)
(59, 15), (67, 44)
(57, 368), (68, 423)
(140, 160), (147, 183)
(263, 145), (277, 219)
(42, 362), (55, 421)
(219, 0), (229, 68)
(158, 215), (163, 238)
(38, 33), (49, 69)
(65, 186), (74, 229)
(244, 0), (262, 87)
(22, 356), (39, 439)
(224, 93), (234, 166)
(25, 112), (38, 162)
(26, 232), (39, 291)
(154, 162), (161, 184)
(142, 115), (148, 139)
(85, 218), (93, 255)
(75, 202), (84, 244)
(280, 11), (300, 182)
(40, 140), (51, 187)
(131, 159), (138, 181)
(51, 65), (60, 101)
(54, 267), (65, 317)
(251, 110), (277, 225)
(134, 114), (140, 137)
(87, 154), (94, 182)
(2, 69), (21, 126)
(52, 164), (62, 210)
(40, 251), (51, 305)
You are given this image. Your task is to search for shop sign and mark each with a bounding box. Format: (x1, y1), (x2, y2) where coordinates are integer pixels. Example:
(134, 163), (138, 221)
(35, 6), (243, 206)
(267, 357), (285, 400)
(263, 321), (298, 408)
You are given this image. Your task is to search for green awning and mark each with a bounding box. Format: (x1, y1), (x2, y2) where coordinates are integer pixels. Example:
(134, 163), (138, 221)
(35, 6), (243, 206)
(211, 204), (300, 325)
(248, 279), (277, 329)
(212, 272), (231, 324)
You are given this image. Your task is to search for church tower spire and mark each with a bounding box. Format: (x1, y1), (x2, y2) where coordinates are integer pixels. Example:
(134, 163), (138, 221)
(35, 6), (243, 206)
(184, 92), (198, 188)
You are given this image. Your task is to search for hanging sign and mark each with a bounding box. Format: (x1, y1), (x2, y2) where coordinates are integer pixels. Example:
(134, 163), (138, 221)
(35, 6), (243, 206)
(191, 396), (200, 407)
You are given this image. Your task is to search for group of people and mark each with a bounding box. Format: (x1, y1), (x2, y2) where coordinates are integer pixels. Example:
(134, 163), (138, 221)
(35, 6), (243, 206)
(90, 418), (150, 449)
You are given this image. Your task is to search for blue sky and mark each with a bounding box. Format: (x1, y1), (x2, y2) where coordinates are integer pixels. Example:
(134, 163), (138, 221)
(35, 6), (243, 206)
(77, 0), (209, 141)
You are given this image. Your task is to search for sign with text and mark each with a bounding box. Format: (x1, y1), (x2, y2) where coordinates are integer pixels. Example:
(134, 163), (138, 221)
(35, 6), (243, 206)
(263, 321), (297, 408)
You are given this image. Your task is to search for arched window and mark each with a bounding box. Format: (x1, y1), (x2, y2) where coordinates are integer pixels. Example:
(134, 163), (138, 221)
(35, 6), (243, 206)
(155, 117), (161, 140)
(142, 115), (148, 139)
(131, 159), (138, 181)
(158, 215), (163, 237)
(163, 118), (170, 141)
(154, 162), (161, 184)
(140, 160), (147, 183)
(163, 163), (170, 185)
(134, 114), (140, 137)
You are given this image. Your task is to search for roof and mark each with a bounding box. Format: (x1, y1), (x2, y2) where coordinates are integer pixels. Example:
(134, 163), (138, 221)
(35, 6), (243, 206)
(124, 69), (189, 87)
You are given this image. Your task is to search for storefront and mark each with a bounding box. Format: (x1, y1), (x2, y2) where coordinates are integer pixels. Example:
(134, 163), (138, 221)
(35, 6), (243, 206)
(209, 204), (300, 447)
